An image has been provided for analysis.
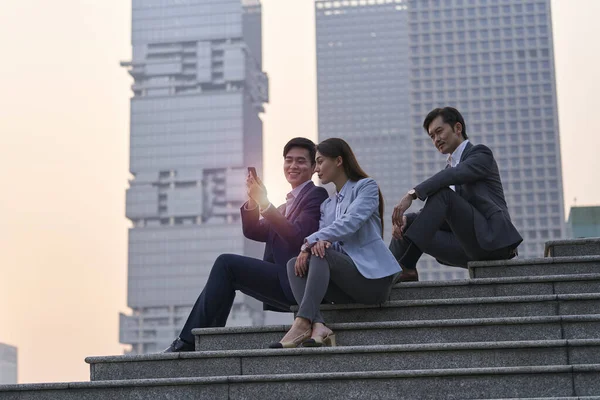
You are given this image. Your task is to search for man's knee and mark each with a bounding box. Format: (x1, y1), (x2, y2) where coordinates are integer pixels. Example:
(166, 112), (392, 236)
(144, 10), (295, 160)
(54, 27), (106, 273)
(211, 253), (238, 276)
(428, 187), (454, 201)
(423, 188), (458, 214)
(214, 253), (237, 265)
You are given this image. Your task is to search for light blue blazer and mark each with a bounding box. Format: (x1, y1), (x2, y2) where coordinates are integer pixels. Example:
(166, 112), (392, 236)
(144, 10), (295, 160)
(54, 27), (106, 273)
(305, 178), (400, 279)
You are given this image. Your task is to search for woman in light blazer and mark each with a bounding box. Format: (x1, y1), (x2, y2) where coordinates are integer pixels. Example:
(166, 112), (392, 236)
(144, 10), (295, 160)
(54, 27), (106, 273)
(269, 138), (400, 348)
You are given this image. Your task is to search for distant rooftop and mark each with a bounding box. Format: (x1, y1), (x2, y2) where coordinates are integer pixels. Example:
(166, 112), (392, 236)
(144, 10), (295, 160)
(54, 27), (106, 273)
(568, 206), (600, 225)
(0, 342), (17, 362)
(568, 205), (600, 239)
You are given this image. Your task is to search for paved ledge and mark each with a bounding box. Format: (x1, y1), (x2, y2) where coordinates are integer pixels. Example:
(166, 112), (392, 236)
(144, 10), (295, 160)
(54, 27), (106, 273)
(469, 256), (600, 279)
(86, 339), (581, 364)
(393, 273), (600, 288)
(469, 255), (600, 268)
(545, 237), (600, 257)
(477, 397), (600, 400)
(389, 273), (600, 301)
(191, 314), (600, 337)
(308, 293), (600, 311)
(4, 364), (598, 399)
(188, 315), (600, 351)
(546, 237), (600, 247)
(0, 365), (580, 392)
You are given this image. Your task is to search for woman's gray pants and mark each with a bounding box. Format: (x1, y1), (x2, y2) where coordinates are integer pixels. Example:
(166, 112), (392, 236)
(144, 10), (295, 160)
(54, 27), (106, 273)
(286, 249), (394, 324)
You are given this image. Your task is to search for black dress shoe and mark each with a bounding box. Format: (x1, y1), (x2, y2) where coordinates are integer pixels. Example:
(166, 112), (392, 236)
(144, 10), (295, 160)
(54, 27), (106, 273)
(394, 268), (419, 283)
(163, 338), (194, 353)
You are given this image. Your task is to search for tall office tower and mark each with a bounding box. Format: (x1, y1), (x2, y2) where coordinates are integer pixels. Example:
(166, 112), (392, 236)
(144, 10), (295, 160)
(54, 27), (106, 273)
(119, 0), (268, 354)
(315, 0), (412, 244)
(316, 0), (565, 281)
(407, 0), (564, 279)
(0, 343), (17, 384)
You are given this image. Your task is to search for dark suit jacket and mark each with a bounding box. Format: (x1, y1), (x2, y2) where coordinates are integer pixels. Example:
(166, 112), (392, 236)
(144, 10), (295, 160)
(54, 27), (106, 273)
(240, 181), (329, 311)
(412, 142), (523, 251)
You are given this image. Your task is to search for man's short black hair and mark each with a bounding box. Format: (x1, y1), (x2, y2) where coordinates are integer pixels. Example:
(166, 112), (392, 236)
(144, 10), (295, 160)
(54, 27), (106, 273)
(423, 107), (468, 139)
(283, 137), (317, 165)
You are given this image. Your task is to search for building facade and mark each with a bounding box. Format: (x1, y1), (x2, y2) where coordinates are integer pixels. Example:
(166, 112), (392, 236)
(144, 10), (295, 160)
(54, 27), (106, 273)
(0, 343), (17, 385)
(315, 0), (564, 280)
(315, 0), (412, 247)
(568, 206), (600, 239)
(119, 0), (268, 354)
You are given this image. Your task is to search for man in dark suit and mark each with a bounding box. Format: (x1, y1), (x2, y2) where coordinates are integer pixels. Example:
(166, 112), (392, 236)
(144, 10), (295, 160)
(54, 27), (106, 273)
(164, 137), (328, 352)
(390, 107), (522, 282)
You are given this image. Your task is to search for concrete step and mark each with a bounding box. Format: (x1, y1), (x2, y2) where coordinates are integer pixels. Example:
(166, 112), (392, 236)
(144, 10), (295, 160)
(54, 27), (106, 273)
(390, 273), (600, 301)
(478, 397), (600, 400)
(1, 365), (599, 399)
(480, 398), (600, 400)
(469, 256), (600, 279)
(317, 293), (600, 324)
(192, 314), (600, 351)
(86, 339), (600, 381)
(545, 238), (600, 257)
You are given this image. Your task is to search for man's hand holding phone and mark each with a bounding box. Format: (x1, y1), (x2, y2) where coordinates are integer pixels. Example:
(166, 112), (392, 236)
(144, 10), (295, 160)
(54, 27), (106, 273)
(246, 167), (269, 209)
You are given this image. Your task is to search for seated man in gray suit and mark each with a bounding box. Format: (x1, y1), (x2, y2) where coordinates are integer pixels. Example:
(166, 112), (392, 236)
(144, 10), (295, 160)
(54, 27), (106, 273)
(390, 107), (522, 282)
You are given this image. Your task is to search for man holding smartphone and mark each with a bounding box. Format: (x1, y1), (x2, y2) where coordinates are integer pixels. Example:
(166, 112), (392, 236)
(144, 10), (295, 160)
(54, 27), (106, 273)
(164, 137), (328, 352)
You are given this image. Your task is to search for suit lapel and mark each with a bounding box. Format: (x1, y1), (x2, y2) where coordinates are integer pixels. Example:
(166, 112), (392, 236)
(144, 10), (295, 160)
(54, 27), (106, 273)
(456, 142), (472, 196)
(460, 141), (473, 162)
(285, 181), (314, 220)
(322, 197), (335, 226)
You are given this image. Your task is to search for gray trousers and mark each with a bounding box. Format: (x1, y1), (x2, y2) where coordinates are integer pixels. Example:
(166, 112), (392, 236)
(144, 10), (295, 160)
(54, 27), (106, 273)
(286, 249), (394, 324)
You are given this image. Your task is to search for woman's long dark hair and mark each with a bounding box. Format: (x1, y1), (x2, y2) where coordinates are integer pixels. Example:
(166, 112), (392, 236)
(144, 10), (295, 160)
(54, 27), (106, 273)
(316, 138), (385, 237)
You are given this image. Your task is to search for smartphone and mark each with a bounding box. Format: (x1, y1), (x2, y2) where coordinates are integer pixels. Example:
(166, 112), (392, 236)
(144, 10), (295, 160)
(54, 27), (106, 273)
(247, 167), (258, 179)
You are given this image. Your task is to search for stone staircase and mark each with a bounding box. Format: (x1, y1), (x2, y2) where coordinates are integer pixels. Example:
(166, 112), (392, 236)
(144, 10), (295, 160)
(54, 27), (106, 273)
(1, 238), (600, 399)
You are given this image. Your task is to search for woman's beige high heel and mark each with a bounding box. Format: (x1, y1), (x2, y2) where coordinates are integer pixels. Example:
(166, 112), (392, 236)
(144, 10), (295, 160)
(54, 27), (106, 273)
(302, 333), (337, 347)
(268, 328), (312, 349)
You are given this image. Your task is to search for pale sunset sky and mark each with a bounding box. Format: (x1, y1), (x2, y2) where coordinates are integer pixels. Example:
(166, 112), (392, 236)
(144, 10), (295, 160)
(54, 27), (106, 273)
(0, 0), (599, 384)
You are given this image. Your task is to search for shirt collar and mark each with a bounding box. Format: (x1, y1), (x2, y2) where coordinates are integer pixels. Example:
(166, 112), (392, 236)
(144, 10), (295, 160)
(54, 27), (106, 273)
(287, 179), (312, 200)
(336, 180), (353, 202)
(448, 139), (470, 167)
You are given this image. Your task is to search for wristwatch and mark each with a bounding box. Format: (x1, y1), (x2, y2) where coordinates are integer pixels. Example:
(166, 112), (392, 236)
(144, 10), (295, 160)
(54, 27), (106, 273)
(408, 189), (418, 200)
(300, 243), (310, 253)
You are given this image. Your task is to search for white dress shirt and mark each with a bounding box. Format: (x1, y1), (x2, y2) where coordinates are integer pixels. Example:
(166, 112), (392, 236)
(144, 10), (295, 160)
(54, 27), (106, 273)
(282, 179), (312, 217)
(447, 139), (470, 191)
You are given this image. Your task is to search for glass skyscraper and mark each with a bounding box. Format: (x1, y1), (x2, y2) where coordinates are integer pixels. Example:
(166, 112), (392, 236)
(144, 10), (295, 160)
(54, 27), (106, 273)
(315, 0), (564, 280)
(0, 343), (17, 385)
(119, 0), (268, 354)
(315, 0), (412, 245)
